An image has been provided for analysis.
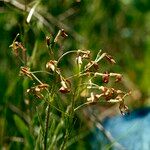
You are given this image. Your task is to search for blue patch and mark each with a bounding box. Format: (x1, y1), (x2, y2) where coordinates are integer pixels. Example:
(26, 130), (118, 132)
(92, 108), (150, 150)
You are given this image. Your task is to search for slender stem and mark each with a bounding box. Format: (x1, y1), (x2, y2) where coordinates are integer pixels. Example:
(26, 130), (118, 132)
(49, 120), (63, 149)
(57, 50), (77, 64)
(66, 72), (87, 80)
(31, 71), (52, 75)
(44, 105), (50, 150)
(45, 100), (70, 117)
(31, 73), (43, 84)
(74, 101), (92, 111)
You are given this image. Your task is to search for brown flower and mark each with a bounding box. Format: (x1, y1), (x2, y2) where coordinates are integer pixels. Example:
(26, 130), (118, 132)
(60, 29), (68, 38)
(54, 29), (68, 43)
(119, 101), (130, 115)
(115, 74), (122, 82)
(102, 72), (109, 83)
(77, 50), (91, 59)
(27, 84), (49, 99)
(105, 54), (116, 64)
(59, 79), (71, 94)
(20, 66), (32, 79)
(85, 61), (99, 72)
(59, 86), (70, 94)
(46, 60), (57, 72)
(46, 36), (51, 46)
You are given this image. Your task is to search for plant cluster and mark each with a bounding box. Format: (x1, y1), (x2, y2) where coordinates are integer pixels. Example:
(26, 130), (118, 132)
(10, 29), (130, 149)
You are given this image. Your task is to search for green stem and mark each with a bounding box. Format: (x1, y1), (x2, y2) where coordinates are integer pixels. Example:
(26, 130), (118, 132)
(49, 120), (63, 149)
(31, 73), (43, 84)
(31, 71), (52, 75)
(57, 50), (77, 64)
(44, 105), (50, 150)
(74, 101), (92, 111)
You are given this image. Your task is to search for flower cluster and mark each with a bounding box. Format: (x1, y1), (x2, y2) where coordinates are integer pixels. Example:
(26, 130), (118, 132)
(10, 30), (131, 116)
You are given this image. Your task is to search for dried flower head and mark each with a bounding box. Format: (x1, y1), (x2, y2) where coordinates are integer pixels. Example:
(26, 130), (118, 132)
(60, 29), (68, 38)
(76, 50), (91, 67)
(46, 60), (57, 72)
(46, 36), (51, 46)
(59, 86), (70, 94)
(27, 84), (49, 99)
(109, 73), (123, 82)
(20, 66), (32, 79)
(76, 55), (83, 65)
(77, 50), (91, 59)
(115, 92), (131, 115)
(9, 34), (26, 57)
(119, 101), (129, 115)
(105, 54), (116, 64)
(59, 79), (71, 94)
(85, 61), (99, 72)
(115, 74), (122, 82)
(54, 29), (68, 43)
(87, 92), (104, 102)
(102, 72), (109, 83)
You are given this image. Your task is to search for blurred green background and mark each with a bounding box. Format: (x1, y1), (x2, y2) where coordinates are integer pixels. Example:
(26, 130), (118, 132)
(0, 0), (150, 149)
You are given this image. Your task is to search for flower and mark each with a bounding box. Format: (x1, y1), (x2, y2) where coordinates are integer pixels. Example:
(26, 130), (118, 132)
(60, 29), (68, 38)
(27, 84), (49, 99)
(115, 74), (122, 82)
(119, 101), (130, 115)
(46, 60), (57, 72)
(85, 61), (99, 72)
(105, 54), (116, 64)
(46, 36), (51, 46)
(59, 79), (71, 94)
(54, 29), (68, 43)
(102, 72), (109, 83)
(20, 66), (32, 79)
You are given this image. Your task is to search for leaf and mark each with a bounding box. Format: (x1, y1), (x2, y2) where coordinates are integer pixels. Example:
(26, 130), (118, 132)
(13, 115), (34, 149)
(26, 1), (40, 23)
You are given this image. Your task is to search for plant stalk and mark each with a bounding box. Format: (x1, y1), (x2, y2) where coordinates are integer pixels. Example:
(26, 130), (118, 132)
(44, 104), (50, 150)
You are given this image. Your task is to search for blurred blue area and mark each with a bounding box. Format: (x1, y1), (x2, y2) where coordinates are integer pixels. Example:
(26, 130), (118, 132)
(92, 107), (150, 150)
